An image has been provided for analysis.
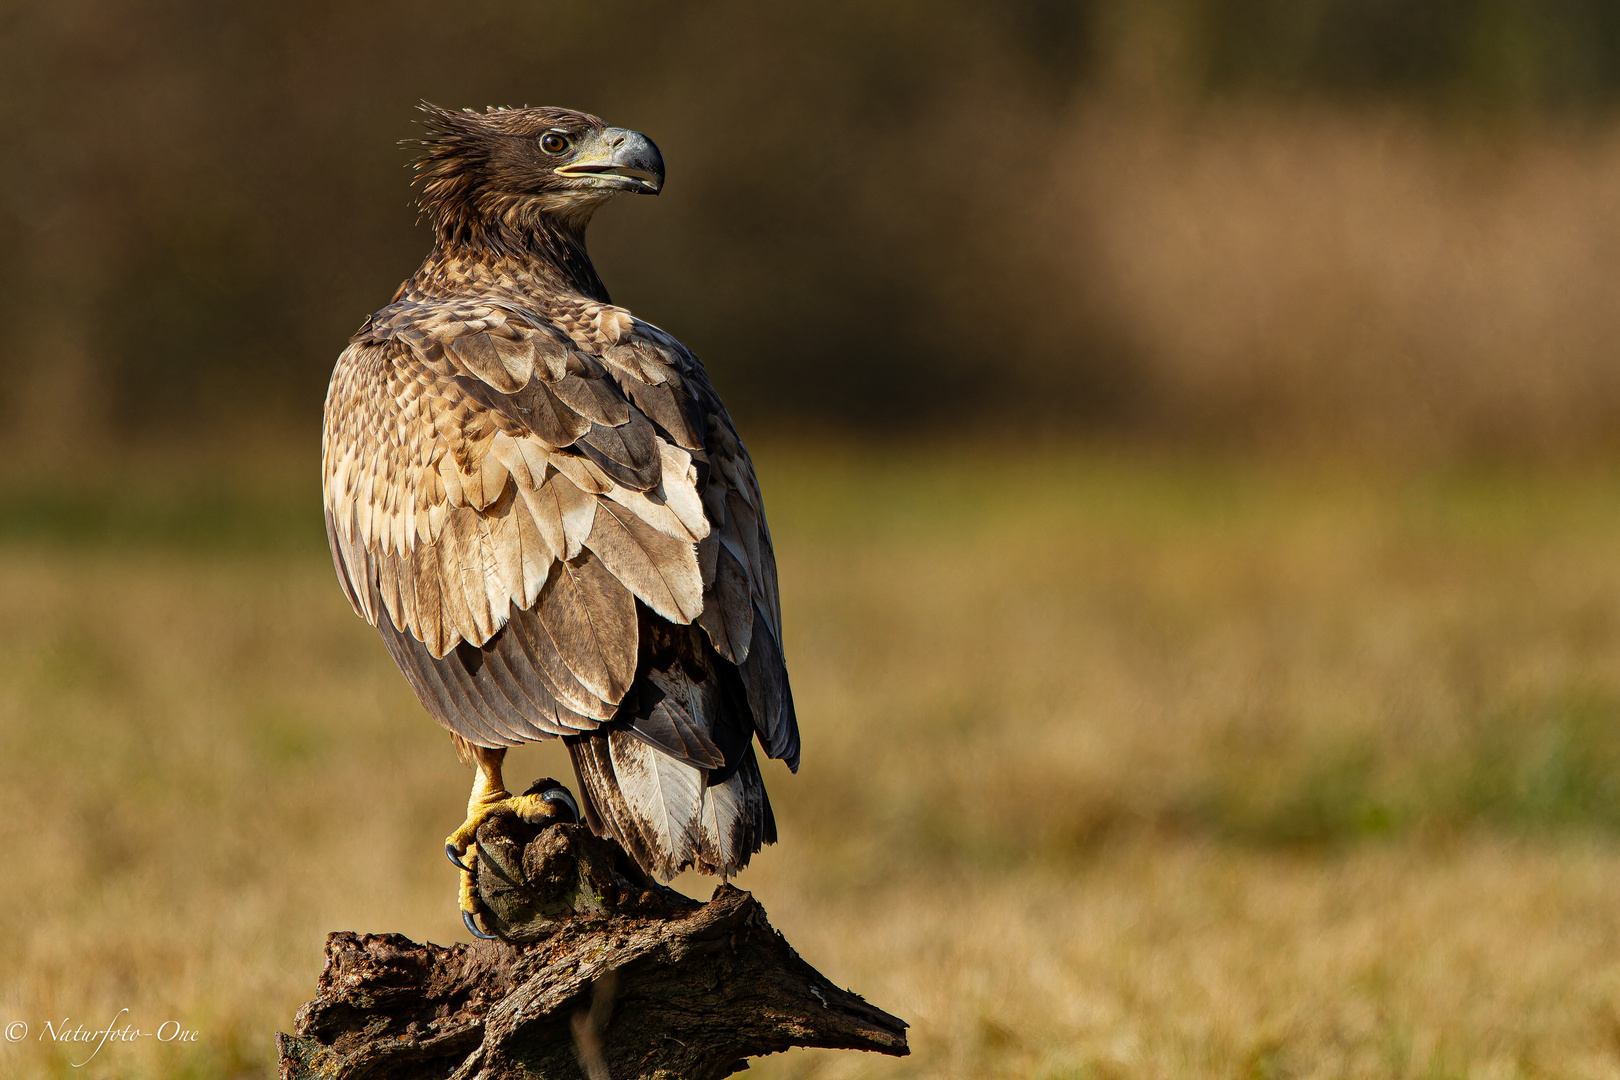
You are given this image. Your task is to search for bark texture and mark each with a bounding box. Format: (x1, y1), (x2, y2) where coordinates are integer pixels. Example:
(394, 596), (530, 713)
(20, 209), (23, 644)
(277, 810), (908, 1080)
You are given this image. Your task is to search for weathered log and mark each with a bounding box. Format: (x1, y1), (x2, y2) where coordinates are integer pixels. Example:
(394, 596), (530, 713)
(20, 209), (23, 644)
(277, 787), (909, 1080)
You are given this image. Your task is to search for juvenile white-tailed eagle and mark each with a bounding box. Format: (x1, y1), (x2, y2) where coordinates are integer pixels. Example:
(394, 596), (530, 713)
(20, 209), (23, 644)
(321, 105), (798, 936)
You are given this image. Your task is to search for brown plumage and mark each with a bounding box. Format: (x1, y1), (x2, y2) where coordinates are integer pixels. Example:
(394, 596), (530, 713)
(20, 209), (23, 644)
(322, 104), (797, 882)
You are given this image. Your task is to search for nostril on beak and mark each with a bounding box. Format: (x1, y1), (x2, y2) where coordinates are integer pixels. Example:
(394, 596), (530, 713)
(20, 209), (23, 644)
(609, 133), (625, 147)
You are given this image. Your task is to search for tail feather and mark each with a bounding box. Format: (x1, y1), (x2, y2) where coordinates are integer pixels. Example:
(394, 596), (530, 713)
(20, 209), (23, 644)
(567, 729), (775, 881)
(565, 613), (778, 881)
(567, 735), (644, 862)
(609, 727), (703, 878)
(697, 743), (773, 875)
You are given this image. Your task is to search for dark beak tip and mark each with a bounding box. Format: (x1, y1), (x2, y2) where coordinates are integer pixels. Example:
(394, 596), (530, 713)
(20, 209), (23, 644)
(621, 129), (664, 189)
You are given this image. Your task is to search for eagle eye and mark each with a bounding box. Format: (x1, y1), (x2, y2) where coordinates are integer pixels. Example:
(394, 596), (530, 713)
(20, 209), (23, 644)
(539, 132), (571, 155)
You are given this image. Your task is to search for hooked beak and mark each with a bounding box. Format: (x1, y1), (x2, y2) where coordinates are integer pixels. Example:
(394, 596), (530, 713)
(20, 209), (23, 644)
(555, 127), (664, 195)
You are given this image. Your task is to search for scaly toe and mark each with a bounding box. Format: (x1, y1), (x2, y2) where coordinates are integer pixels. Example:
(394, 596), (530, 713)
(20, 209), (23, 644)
(445, 788), (572, 857)
(457, 856), (497, 939)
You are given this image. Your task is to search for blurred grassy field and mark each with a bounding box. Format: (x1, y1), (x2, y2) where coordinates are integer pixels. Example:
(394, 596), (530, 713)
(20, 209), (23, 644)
(5, 442), (1620, 1078)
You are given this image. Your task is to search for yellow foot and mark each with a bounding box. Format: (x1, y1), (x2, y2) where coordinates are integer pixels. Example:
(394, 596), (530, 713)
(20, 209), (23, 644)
(458, 870), (492, 939)
(444, 785), (580, 869)
(446, 781), (580, 940)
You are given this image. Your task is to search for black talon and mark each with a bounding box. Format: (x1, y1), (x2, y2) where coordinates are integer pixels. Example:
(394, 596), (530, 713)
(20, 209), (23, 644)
(446, 843), (471, 872)
(462, 910), (497, 940)
(539, 787), (580, 824)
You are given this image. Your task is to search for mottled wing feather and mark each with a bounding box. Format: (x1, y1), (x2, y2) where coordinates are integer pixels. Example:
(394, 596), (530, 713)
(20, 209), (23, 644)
(696, 543), (754, 663)
(322, 299), (710, 748)
(323, 303), (707, 653)
(535, 551), (638, 704)
(585, 500), (704, 623)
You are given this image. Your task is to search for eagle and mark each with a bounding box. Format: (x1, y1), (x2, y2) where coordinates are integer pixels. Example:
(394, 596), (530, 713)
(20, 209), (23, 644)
(321, 105), (798, 937)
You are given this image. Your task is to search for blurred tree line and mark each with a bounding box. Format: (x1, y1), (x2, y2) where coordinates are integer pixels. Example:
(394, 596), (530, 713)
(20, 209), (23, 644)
(3, 0), (1618, 451)
(1171, 0), (1620, 105)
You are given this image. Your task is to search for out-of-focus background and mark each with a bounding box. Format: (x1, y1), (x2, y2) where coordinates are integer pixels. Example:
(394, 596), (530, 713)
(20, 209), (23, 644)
(6, 1), (1620, 1077)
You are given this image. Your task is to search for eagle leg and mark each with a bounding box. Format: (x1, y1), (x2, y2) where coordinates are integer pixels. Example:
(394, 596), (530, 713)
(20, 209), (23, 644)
(444, 744), (580, 934)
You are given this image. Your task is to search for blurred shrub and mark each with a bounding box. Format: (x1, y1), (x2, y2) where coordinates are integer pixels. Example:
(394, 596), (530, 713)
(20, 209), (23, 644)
(1189, 0), (1620, 106)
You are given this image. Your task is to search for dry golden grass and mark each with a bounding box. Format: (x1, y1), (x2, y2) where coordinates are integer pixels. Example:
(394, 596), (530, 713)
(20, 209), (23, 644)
(4, 443), (1620, 1078)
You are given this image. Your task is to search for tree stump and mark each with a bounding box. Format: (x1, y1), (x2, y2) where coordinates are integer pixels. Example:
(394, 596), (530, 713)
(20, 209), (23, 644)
(277, 784), (909, 1080)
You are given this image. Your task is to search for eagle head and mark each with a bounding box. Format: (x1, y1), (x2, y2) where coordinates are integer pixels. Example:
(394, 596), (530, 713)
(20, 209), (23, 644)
(410, 104), (664, 247)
